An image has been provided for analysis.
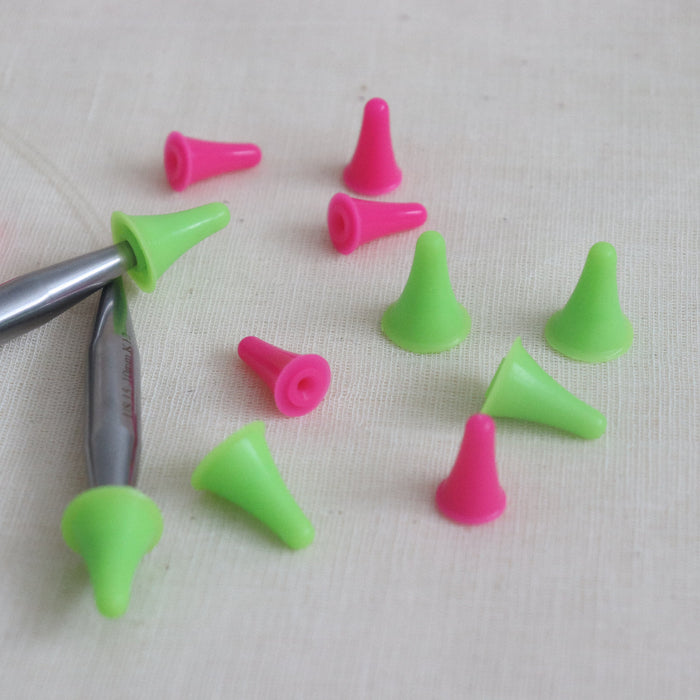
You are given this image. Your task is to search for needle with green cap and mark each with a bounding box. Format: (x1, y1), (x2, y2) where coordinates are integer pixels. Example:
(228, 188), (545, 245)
(0, 202), (230, 344)
(61, 278), (162, 618)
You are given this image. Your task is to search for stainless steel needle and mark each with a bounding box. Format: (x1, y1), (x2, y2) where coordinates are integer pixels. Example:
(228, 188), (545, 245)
(86, 277), (140, 487)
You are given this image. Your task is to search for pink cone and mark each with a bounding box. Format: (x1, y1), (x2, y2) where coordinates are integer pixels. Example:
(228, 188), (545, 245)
(342, 98), (402, 196)
(435, 414), (506, 525)
(237, 336), (331, 417)
(164, 131), (262, 191)
(327, 193), (427, 254)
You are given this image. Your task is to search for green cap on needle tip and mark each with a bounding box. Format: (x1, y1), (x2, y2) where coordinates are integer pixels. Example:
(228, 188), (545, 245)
(192, 421), (314, 550)
(61, 486), (163, 618)
(111, 202), (231, 293)
(545, 241), (633, 363)
(381, 230), (471, 353)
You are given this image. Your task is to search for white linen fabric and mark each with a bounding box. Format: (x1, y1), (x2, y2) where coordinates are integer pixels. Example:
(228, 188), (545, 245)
(0, 1), (698, 698)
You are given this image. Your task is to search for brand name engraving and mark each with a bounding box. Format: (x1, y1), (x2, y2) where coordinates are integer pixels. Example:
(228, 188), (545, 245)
(120, 338), (135, 419)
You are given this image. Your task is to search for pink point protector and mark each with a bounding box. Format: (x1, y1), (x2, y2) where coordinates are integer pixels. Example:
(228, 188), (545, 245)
(237, 336), (331, 417)
(164, 131), (261, 191)
(435, 414), (506, 525)
(327, 193), (427, 254)
(343, 97), (402, 196)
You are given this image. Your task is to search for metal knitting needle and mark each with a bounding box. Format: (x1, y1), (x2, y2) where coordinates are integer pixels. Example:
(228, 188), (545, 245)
(0, 202), (230, 346)
(0, 242), (135, 345)
(86, 277), (140, 487)
(61, 276), (163, 618)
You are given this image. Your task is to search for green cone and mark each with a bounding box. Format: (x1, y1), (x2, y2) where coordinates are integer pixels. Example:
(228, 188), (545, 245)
(61, 486), (163, 618)
(111, 202), (231, 292)
(545, 241), (633, 363)
(192, 421), (314, 550)
(381, 231), (471, 353)
(481, 338), (606, 439)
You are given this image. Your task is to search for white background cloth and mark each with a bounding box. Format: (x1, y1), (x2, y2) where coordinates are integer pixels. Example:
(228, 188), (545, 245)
(0, 1), (698, 698)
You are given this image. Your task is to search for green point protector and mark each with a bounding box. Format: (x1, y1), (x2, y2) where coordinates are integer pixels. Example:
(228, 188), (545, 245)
(481, 338), (606, 439)
(61, 486), (163, 618)
(111, 202), (231, 293)
(192, 421), (314, 550)
(381, 230), (471, 353)
(545, 241), (633, 363)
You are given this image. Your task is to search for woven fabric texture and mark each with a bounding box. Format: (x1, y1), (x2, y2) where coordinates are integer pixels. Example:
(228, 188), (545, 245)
(0, 1), (698, 698)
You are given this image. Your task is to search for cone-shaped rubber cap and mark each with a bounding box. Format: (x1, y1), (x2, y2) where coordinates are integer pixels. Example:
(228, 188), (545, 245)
(327, 193), (427, 254)
(545, 241), (633, 362)
(111, 202), (231, 292)
(381, 231), (471, 353)
(343, 97), (402, 196)
(436, 414), (506, 525)
(237, 336), (331, 417)
(164, 132), (262, 191)
(61, 486), (163, 618)
(481, 338), (606, 439)
(192, 421), (314, 550)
